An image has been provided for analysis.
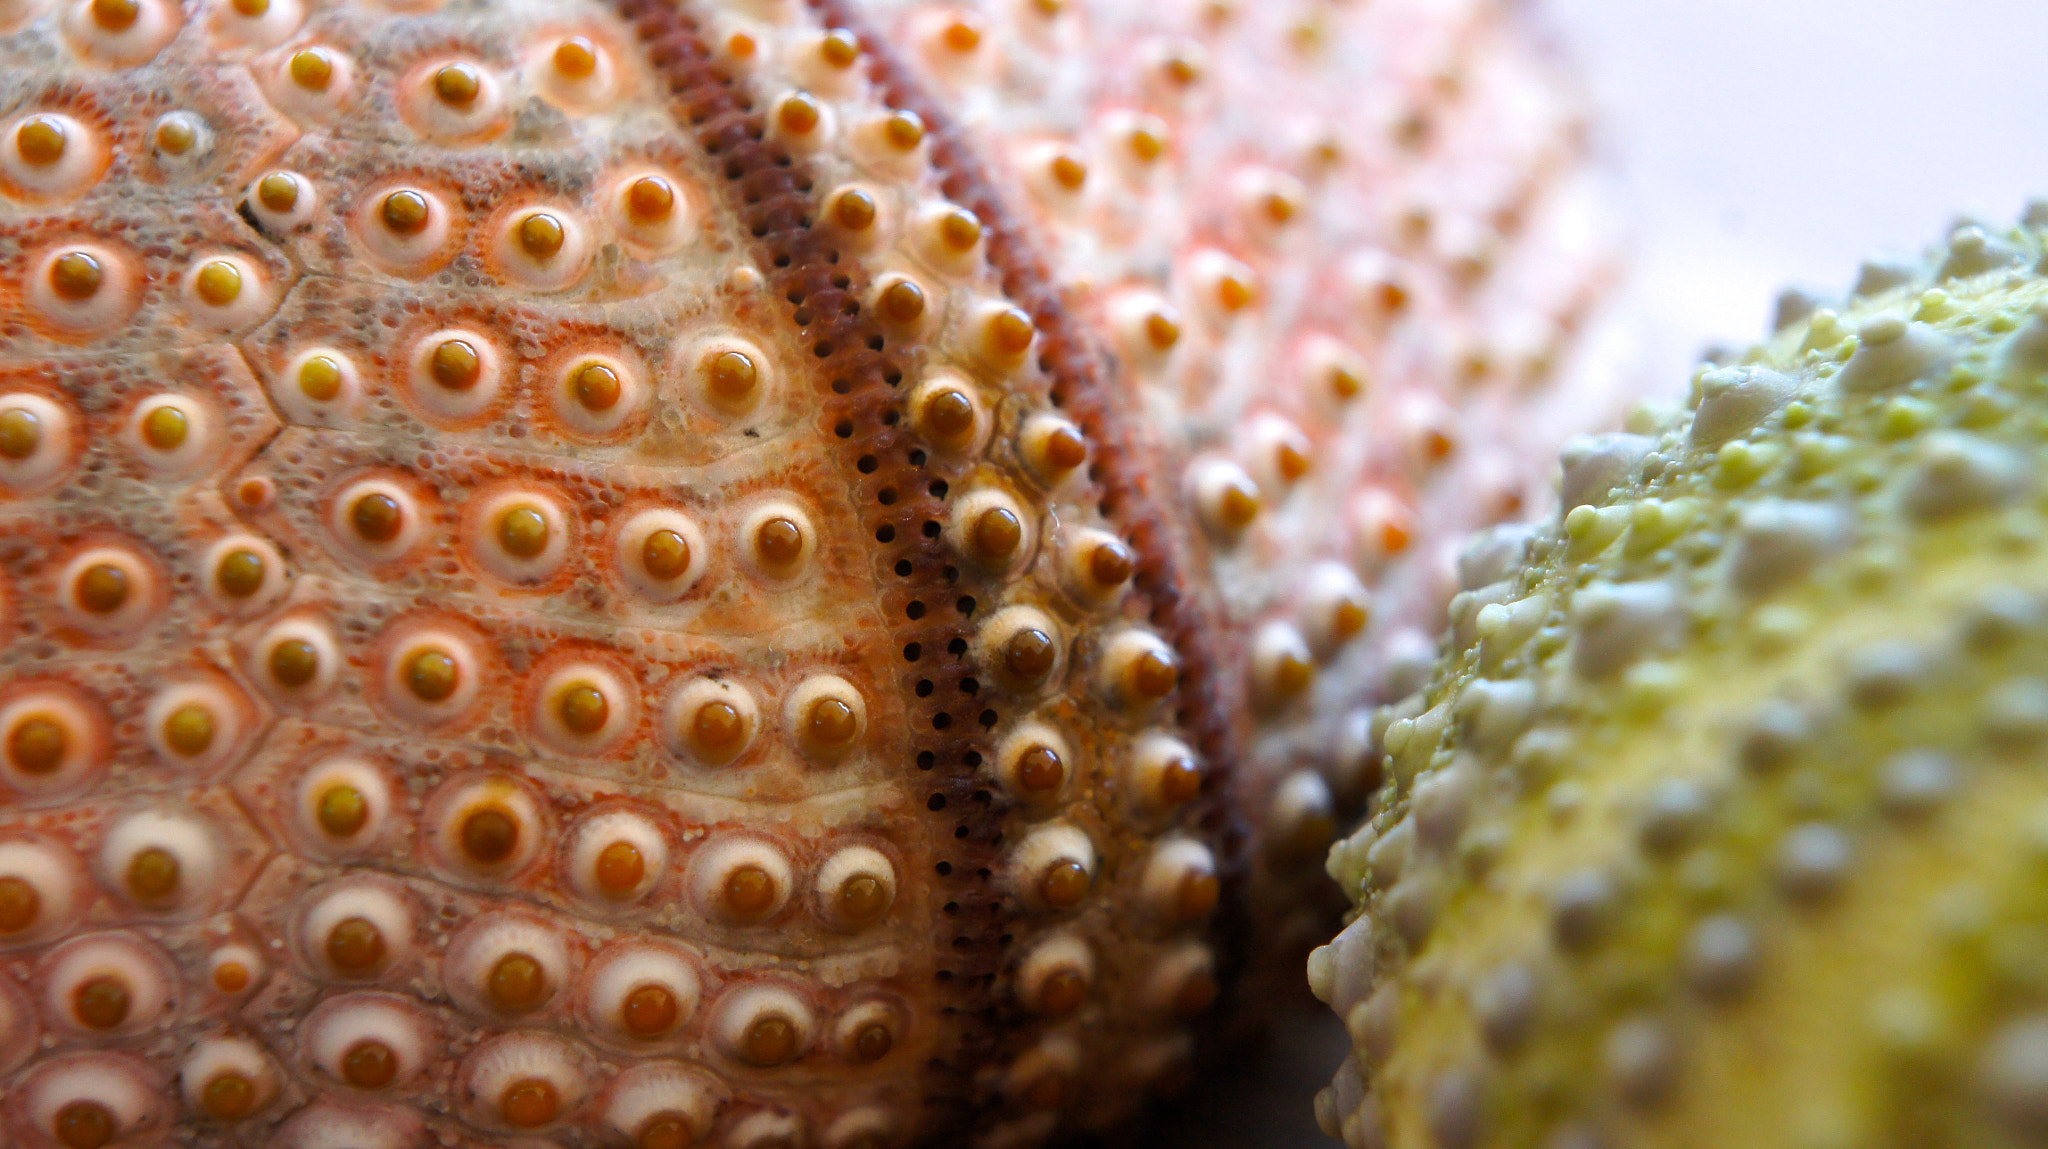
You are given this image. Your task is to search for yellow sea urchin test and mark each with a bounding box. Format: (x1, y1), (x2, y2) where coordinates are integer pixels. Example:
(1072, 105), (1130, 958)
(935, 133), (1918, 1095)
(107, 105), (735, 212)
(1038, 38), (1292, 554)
(1314, 211), (2048, 1149)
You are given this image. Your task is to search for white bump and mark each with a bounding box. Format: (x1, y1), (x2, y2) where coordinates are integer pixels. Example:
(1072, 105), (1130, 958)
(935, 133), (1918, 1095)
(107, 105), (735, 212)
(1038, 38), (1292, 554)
(1690, 366), (1798, 448)
(1851, 255), (1916, 298)
(1455, 525), (1536, 592)
(1570, 581), (1681, 680)
(1557, 433), (1652, 510)
(1902, 432), (2029, 520)
(2000, 305), (2048, 379)
(1938, 224), (2017, 280)
(1836, 316), (1952, 393)
(1728, 500), (1851, 596)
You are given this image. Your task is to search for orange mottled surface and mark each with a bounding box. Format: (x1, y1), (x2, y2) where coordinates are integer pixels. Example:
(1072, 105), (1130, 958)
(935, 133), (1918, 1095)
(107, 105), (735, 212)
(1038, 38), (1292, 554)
(0, 0), (1620, 1146)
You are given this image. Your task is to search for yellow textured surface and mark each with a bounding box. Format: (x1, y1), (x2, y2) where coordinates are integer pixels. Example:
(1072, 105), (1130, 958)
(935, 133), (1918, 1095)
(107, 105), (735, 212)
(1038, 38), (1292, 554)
(1319, 221), (2048, 1149)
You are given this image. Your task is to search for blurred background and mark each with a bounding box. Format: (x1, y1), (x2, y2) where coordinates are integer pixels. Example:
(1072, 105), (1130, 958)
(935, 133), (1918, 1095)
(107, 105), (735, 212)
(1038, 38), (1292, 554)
(1546, 0), (2048, 390)
(1152, 1), (2048, 1145)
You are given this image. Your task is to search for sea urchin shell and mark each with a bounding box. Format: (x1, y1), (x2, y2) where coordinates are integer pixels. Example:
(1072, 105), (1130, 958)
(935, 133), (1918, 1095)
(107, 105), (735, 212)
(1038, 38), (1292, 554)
(0, 0), (1618, 1145)
(1316, 211), (2048, 1149)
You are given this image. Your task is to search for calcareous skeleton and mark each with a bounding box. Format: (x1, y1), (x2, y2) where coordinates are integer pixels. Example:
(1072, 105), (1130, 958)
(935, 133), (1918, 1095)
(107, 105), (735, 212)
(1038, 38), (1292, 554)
(5, 0), (2038, 1147)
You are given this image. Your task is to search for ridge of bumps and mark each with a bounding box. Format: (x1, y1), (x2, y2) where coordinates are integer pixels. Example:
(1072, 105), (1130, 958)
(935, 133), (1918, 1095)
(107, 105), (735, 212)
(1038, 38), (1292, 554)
(1315, 208), (2048, 1149)
(0, 0), (1619, 1146)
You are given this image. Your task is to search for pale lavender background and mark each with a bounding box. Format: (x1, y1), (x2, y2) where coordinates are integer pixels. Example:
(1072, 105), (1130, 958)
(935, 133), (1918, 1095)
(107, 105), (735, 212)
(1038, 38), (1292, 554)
(1545, 0), (2048, 392)
(1150, 2), (2048, 1146)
